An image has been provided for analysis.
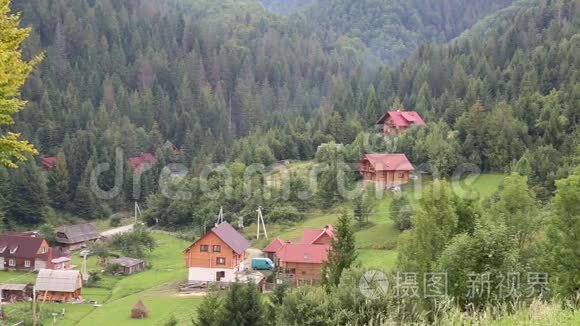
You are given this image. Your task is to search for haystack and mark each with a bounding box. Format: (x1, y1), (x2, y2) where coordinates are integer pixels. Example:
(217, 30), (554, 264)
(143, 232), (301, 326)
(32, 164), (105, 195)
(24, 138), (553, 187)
(130, 300), (148, 319)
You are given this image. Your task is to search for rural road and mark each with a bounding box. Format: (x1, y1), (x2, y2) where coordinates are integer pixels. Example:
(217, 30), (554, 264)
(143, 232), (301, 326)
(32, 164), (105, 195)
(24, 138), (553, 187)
(100, 223), (135, 237)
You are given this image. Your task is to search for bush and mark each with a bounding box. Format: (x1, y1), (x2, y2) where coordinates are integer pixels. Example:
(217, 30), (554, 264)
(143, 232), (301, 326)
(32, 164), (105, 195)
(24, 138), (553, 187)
(165, 315), (178, 326)
(105, 263), (122, 275)
(268, 205), (303, 223)
(390, 195), (414, 231)
(110, 214), (122, 227)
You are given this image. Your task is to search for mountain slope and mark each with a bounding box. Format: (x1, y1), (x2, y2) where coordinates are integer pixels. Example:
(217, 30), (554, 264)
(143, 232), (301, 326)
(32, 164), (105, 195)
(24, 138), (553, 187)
(299, 0), (514, 63)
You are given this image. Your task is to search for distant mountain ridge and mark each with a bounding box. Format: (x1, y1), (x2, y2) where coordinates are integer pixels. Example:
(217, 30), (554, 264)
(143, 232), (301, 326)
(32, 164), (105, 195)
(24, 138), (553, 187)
(260, 0), (513, 64)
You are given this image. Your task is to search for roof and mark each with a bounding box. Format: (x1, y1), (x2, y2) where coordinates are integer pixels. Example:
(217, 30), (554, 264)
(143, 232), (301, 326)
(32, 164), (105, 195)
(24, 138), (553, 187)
(300, 225), (335, 244)
(0, 234), (46, 259)
(276, 244), (330, 264)
(361, 154), (414, 171)
(210, 223), (251, 255)
(184, 222), (251, 256)
(128, 152), (157, 170)
(263, 238), (286, 253)
(111, 257), (144, 267)
(377, 111), (426, 127)
(56, 223), (100, 244)
(35, 269), (82, 292)
(0, 283), (29, 291)
(51, 256), (70, 264)
(40, 156), (57, 169)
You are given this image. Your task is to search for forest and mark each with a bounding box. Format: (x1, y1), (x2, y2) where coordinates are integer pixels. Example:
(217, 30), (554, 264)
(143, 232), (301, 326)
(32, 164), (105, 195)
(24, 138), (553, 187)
(0, 0), (578, 324)
(0, 0), (577, 234)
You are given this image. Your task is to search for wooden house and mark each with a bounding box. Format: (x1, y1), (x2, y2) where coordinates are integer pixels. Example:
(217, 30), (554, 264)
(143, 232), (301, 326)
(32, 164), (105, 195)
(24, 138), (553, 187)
(0, 233), (66, 271)
(128, 152), (157, 172)
(264, 225), (335, 285)
(377, 110), (425, 135)
(39, 156), (57, 170)
(183, 222), (251, 283)
(110, 257), (145, 275)
(55, 223), (101, 251)
(35, 269), (83, 302)
(263, 238), (286, 260)
(0, 283), (33, 302)
(359, 153), (414, 187)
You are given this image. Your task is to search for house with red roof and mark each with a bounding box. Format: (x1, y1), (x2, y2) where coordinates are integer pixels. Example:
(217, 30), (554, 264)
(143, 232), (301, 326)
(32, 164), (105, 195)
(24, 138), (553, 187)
(377, 110), (425, 135)
(39, 156), (57, 170)
(360, 153), (414, 187)
(0, 233), (70, 271)
(127, 152), (157, 172)
(263, 225), (334, 284)
(183, 222), (251, 283)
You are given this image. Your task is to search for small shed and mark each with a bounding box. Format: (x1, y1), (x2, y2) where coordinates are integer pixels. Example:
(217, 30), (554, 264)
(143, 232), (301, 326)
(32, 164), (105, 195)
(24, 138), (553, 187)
(110, 257), (145, 275)
(131, 300), (148, 319)
(55, 223), (101, 251)
(35, 269), (83, 302)
(0, 283), (33, 302)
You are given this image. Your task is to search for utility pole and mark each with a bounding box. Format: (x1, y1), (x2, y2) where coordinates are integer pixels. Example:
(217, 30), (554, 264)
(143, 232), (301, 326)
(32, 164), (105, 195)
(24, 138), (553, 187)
(215, 206), (224, 226)
(81, 252), (89, 282)
(134, 201), (143, 224)
(32, 285), (36, 326)
(256, 206), (268, 240)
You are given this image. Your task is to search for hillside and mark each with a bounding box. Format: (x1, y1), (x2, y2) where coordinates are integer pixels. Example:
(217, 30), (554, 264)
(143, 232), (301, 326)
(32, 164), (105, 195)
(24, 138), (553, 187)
(291, 0), (514, 63)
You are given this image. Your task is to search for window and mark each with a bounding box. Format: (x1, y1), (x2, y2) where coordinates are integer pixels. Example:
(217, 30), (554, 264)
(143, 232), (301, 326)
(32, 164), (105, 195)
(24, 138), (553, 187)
(0, 246), (6, 253)
(40, 247), (47, 254)
(398, 172), (404, 178)
(24, 260), (31, 268)
(212, 245), (221, 252)
(9, 246), (18, 254)
(200, 245), (209, 252)
(216, 257), (226, 265)
(8, 259), (15, 267)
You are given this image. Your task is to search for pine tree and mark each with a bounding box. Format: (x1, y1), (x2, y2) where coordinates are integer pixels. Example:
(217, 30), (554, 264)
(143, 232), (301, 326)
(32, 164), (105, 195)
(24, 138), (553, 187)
(321, 210), (357, 287)
(2, 161), (47, 225)
(0, 0), (42, 168)
(546, 168), (580, 299)
(47, 150), (70, 209)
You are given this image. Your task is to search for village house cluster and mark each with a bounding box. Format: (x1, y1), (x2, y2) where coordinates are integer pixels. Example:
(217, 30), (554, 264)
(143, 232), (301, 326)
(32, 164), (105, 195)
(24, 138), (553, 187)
(0, 222), (143, 303)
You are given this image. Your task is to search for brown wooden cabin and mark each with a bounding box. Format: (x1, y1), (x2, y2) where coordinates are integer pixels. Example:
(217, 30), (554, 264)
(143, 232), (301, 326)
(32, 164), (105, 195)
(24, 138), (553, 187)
(264, 225), (335, 285)
(110, 257), (145, 275)
(55, 223), (101, 252)
(183, 222), (251, 283)
(360, 153), (414, 187)
(0, 283), (33, 302)
(35, 269), (83, 303)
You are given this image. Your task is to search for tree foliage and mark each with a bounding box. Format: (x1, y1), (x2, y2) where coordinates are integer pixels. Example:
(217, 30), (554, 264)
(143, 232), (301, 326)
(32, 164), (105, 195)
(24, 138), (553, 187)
(0, 0), (41, 168)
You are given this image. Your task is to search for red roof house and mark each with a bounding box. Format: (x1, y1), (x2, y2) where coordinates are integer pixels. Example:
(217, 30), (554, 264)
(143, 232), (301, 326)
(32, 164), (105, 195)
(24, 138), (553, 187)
(360, 153), (414, 187)
(377, 110), (425, 135)
(127, 152), (157, 171)
(40, 156), (57, 170)
(0, 233), (70, 271)
(264, 225), (335, 285)
(184, 222), (251, 283)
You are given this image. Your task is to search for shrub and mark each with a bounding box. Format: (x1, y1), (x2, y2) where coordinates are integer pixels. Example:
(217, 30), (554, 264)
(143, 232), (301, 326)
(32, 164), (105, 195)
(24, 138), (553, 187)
(390, 195), (414, 231)
(268, 205), (303, 223)
(110, 214), (122, 227)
